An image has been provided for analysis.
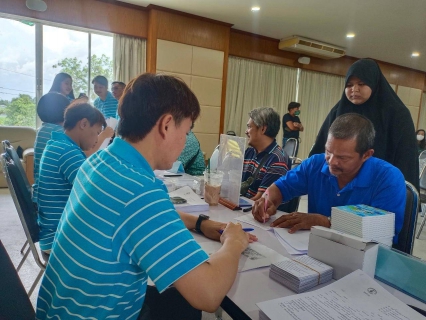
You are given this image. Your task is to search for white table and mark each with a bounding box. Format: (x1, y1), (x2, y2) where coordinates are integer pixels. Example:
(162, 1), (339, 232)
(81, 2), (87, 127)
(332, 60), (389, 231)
(190, 204), (426, 320)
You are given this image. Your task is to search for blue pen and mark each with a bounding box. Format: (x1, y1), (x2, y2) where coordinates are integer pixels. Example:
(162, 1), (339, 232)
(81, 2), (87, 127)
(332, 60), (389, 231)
(218, 228), (254, 234)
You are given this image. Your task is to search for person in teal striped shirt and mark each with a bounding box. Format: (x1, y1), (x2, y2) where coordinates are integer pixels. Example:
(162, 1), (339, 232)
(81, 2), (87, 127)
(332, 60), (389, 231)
(33, 92), (70, 205)
(92, 75), (119, 119)
(36, 74), (254, 320)
(37, 101), (106, 253)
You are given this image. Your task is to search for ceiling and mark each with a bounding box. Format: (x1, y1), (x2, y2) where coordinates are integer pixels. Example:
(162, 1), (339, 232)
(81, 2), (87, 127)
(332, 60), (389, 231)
(120, 0), (426, 72)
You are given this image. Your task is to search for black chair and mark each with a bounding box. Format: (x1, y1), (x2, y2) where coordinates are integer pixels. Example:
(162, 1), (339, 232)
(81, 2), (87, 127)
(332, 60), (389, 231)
(283, 138), (301, 169)
(0, 240), (35, 320)
(392, 181), (419, 254)
(2, 140), (32, 263)
(416, 168), (426, 239)
(1, 152), (47, 297)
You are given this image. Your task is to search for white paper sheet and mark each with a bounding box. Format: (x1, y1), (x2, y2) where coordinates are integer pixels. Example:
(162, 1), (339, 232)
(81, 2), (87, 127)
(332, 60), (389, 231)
(274, 233), (307, 255)
(234, 212), (286, 231)
(98, 117), (119, 150)
(169, 186), (208, 213)
(200, 242), (286, 272)
(257, 269), (425, 320)
(273, 228), (310, 251)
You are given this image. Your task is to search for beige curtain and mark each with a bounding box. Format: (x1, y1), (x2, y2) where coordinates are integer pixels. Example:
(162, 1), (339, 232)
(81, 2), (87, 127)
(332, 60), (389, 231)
(113, 34), (146, 83)
(418, 92), (426, 131)
(224, 57), (298, 145)
(297, 70), (345, 159)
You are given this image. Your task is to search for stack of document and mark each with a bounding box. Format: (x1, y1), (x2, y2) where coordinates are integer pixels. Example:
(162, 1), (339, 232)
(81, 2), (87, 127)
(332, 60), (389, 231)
(169, 186), (209, 213)
(258, 270), (425, 320)
(269, 255), (333, 293)
(273, 228), (310, 255)
(331, 205), (395, 246)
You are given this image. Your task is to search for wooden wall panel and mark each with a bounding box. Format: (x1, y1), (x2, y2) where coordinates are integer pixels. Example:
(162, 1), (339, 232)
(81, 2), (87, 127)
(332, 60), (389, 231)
(153, 8), (231, 52)
(0, 0), (148, 38)
(230, 29), (426, 90)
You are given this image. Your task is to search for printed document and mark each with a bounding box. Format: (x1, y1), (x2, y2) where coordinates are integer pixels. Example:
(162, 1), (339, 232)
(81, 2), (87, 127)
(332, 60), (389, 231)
(200, 242), (286, 272)
(257, 269), (425, 320)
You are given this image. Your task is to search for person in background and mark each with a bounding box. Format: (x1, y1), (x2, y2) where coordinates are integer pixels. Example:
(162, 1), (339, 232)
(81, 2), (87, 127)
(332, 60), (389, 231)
(242, 107), (288, 201)
(416, 129), (426, 155)
(111, 81), (126, 100)
(309, 58), (419, 190)
(36, 74), (256, 320)
(178, 131), (205, 176)
(252, 113), (405, 245)
(37, 101), (106, 253)
(49, 72), (75, 102)
(32, 92), (70, 205)
(92, 75), (118, 119)
(282, 102), (303, 155)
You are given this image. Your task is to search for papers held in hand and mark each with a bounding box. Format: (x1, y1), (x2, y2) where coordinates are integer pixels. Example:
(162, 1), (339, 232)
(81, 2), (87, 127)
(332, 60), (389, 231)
(169, 186), (209, 213)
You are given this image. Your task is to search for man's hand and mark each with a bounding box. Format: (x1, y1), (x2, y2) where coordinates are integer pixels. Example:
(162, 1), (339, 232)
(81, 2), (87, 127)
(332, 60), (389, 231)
(99, 126), (114, 141)
(252, 197), (277, 222)
(219, 222), (250, 253)
(270, 212), (330, 233)
(201, 220), (258, 242)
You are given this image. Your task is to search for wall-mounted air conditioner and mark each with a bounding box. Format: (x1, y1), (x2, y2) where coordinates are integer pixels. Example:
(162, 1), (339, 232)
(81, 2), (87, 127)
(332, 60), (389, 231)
(279, 36), (346, 59)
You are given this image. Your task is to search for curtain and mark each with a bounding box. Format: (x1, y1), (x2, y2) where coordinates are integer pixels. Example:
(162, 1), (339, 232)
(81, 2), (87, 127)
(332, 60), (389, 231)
(113, 34), (146, 83)
(224, 57), (298, 145)
(297, 70), (345, 159)
(418, 92), (426, 131)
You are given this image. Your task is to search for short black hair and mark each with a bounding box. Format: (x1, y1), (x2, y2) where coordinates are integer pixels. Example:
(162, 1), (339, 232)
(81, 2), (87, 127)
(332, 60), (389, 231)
(63, 101), (106, 130)
(248, 107), (281, 138)
(92, 75), (108, 87)
(117, 73), (200, 142)
(288, 102), (301, 111)
(328, 113), (375, 156)
(111, 81), (126, 87)
(37, 92), (70, 123)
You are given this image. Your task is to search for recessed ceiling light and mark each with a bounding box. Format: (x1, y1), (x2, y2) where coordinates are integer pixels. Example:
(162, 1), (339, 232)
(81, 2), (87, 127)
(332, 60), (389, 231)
(346, 33), (355, 38)
(412, 52), (420, 57)
(251, 6), (260, 11)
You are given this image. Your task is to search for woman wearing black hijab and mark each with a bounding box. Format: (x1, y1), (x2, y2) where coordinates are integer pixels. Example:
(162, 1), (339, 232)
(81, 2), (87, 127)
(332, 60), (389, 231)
(309, 59), (419, 189)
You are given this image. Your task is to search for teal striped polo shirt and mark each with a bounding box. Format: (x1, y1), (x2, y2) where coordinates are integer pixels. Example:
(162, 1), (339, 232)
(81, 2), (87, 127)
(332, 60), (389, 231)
(36, 137), (209, 320)
(93, 91), (118, 119)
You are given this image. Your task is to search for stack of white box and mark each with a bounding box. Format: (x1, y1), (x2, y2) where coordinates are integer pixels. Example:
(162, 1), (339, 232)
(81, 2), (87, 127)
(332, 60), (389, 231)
(331, 205), (395, 246)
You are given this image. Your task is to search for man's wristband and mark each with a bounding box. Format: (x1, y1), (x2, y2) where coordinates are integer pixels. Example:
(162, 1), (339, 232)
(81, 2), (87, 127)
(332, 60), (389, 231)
(195, 214), (209, 235)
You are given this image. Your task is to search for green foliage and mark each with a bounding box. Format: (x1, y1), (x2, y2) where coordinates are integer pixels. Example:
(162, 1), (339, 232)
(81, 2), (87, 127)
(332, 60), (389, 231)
(53, 54), (113, 100)
(3, 94), (36, 127)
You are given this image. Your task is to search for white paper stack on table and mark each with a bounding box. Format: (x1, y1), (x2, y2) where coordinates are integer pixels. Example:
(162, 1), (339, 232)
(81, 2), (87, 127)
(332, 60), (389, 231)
(269, 255), (333, 293)
(331, 204), (395, 246)
(273, 228), (310, 255)
(168, 186), (209, 213)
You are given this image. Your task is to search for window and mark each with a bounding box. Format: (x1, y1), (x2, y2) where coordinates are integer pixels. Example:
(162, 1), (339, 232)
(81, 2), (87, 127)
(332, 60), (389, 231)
(0, 15), (113, 127)
(0, 18), (36, 127)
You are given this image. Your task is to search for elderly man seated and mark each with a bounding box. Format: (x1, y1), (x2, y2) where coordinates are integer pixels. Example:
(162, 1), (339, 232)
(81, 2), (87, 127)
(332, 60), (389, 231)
(252, 113), (406, 244)
(241, 107), (289, 200)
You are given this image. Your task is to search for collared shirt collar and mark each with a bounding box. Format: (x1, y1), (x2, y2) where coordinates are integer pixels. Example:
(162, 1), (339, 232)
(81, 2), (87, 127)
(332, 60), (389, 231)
(108, 137), (154, 177)
(321, 154), (373, 189)
(254, 140), (278, 159)
(51, 131), (86, 158)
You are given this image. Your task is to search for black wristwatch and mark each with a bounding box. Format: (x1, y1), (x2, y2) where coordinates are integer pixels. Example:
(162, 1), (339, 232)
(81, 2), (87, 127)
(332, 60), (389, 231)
(195, 214), (209, 235)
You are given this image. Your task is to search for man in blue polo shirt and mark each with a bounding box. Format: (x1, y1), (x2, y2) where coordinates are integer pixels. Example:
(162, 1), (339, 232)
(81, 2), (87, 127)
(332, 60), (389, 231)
(36, 74), (253, 320)
(37, 102), (106, 253)
(242, 107), (288, 200)
(252, 113), (406, 244)
(93, 75), (118, 119)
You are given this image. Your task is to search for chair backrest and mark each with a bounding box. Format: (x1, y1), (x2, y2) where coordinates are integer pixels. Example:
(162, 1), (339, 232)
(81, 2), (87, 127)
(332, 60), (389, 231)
(392, 181), (419, 254)
(209, 145), (220, 171)
(1, 152), (45, 270)
(2, 140), (32, 193)
(420, 164), (426, 191)
(0, 240), (35, 320)
(283, 138), (298, 158)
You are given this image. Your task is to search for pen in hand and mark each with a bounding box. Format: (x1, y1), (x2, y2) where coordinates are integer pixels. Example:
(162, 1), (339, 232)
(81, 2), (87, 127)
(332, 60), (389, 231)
(218, 228), (254, 234)
(263, 190), (269, 223)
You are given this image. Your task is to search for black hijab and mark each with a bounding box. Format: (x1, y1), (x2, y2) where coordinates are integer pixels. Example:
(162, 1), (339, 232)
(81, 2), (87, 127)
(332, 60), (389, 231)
(309, 59), (419, 189)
